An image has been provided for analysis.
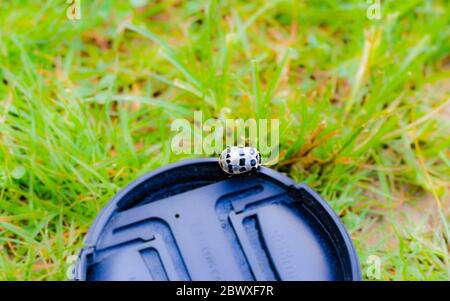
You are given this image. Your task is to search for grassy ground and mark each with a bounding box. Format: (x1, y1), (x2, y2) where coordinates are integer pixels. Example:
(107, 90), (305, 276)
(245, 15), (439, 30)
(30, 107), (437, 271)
(0, 0), (449, 280)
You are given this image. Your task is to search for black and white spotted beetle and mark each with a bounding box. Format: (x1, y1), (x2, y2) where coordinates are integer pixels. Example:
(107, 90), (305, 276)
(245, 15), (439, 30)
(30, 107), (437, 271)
(219, 146), (261, 174)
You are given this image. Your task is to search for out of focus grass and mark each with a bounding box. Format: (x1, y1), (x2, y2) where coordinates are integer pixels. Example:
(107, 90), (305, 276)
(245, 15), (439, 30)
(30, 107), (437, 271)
(0, 0), (449, 280)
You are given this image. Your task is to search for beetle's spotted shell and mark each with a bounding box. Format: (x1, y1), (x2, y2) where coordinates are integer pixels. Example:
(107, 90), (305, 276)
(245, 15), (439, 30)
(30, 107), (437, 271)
(219, 146), (261, 174)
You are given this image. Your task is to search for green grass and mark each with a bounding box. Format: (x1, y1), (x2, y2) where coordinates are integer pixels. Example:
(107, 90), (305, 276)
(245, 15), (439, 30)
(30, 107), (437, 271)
(0, 0), (449, 280)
